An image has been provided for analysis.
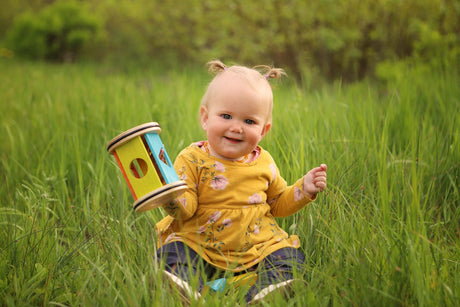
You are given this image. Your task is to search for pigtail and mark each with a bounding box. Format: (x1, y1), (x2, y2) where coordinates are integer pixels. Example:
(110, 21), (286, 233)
(265, 67), (286, 80)
(207, 60), (227, 74)
(253, 65), (286, 80)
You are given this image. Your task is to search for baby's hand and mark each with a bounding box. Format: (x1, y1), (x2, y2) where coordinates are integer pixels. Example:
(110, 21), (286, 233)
(303, 164), (327, 199)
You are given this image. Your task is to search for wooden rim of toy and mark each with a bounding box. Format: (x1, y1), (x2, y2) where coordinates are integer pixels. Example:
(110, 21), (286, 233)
(107, 122), (161, 153)
(133, 181), (188, 212)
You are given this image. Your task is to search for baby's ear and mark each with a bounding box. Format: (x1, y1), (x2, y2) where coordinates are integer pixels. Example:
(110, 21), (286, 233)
(200, 106), (209, 130)
(261, 122), (271, 137)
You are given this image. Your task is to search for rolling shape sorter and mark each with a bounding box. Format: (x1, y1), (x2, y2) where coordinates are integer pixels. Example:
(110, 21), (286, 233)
(107, 122), (187, 212)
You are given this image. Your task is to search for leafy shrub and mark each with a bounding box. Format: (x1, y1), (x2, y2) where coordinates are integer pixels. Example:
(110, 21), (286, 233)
(2, 0), (459, 80)
(93, 0), (459, 81)
(6, 1), (101, 61)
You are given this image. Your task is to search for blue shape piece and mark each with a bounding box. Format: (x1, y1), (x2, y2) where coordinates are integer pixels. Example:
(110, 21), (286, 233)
(206, 278), (227, 293)
(144, 133), (180, 184)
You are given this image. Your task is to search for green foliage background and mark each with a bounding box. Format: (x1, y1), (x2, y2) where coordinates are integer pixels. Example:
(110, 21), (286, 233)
(5, 1), (101, 61)
(2, 0), (460, 81)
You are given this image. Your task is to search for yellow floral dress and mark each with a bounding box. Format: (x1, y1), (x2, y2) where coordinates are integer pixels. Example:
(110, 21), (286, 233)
(155, 141), (315, 272)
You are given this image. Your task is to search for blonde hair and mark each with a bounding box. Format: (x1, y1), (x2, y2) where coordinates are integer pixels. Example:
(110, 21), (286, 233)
(200, 60), (286, 123)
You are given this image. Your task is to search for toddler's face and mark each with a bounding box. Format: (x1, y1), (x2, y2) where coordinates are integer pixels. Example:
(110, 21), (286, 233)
(200, 74), (271, 161)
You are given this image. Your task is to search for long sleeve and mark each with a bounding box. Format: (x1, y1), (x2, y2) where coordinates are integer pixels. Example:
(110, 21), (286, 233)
(266, 162), (315, 217)
(161, 150), (199, 220)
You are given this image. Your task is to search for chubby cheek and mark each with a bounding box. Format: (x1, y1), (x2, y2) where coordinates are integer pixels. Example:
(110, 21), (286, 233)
(208, 121), (225, 136)
(247, 129), (264, 145)
(206, 125), (224, 143)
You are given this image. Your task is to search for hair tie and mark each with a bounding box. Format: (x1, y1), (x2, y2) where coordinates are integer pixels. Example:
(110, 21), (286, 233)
(265, 74), (270, 80)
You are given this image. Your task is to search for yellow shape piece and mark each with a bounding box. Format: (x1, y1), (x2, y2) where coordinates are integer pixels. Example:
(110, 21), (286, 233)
(115, 136), (163, 199)
(228, 272), (258, 289)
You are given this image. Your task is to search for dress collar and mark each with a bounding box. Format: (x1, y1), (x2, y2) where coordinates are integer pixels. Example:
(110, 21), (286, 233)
(195, 141), (260, 163)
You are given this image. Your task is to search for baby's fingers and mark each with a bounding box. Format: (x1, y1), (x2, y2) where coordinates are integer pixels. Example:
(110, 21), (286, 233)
(315, 180), (327, 192)
(313, 171), (327, 179)
(313, 172), (327, 191)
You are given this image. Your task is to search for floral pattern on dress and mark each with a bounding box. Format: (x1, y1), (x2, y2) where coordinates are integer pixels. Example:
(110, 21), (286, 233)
(216, 217), (234, 233)
(199, 211), (228, 251)
(247, 218), (263, 236)
(215, 161), (226, 172)
(254, 224), (260, 235)
(294, 186), (304, 202)
(269, 163), (277, 181)
(210, 175), (229, 190)
(248, 193), (262, 204)
(222, 218), (233, 228)
(207, 211), (222, 224)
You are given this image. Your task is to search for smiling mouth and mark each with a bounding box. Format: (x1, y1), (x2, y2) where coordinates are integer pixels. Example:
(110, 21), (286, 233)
(224, 136), (242, 143)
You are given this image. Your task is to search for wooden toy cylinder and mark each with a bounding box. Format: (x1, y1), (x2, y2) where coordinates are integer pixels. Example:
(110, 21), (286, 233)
(107, 122), (187, 212)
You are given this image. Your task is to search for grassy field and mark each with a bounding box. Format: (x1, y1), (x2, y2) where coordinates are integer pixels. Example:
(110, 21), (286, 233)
(0, 58), (458, 306)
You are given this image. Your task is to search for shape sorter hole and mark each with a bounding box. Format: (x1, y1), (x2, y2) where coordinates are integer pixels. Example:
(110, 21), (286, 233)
(129, 158), (148, 178)
(158, 148), (168, 165)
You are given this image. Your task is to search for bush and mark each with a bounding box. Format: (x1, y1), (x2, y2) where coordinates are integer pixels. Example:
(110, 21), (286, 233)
(91, 0), (459, 82)
(6, 1), (101, 61)
(2, 0), (459, 80)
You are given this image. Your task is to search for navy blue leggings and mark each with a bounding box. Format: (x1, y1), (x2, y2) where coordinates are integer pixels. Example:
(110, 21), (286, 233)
(156, 241), (306, 302)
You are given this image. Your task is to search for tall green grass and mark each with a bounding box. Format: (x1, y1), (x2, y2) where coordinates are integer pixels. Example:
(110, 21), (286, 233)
(0, 58), (458, 306)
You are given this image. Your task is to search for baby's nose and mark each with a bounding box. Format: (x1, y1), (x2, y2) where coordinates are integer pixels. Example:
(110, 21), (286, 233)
(229, 122), (243, 133)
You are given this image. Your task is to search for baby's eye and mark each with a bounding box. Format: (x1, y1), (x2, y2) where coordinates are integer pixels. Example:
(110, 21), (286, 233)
(245, 119), (255, 125)
(221, 114), (232, 120)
